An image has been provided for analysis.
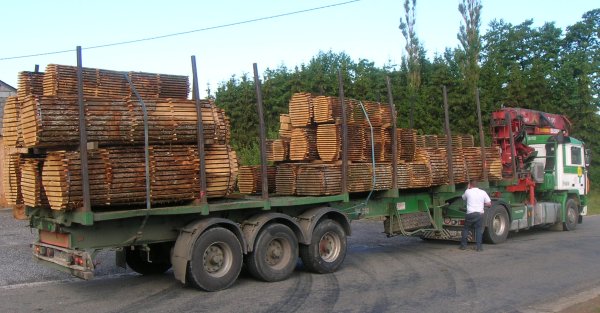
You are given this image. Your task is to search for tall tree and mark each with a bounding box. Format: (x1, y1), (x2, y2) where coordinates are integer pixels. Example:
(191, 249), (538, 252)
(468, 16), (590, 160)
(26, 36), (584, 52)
(399, 0), (420, 128)
(457, 0), (483, 129)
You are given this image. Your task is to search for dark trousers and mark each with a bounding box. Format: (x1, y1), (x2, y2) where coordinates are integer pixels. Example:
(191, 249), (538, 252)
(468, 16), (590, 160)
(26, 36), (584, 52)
(460, 212), (483, 249)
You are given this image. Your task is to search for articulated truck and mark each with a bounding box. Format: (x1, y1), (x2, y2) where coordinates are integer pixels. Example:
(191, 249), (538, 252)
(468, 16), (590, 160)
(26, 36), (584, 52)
(22, 62), (589, 292)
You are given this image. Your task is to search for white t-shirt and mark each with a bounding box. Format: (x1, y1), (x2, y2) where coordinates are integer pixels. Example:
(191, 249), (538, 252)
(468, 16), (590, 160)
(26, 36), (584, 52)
(462, 187), (491, 214)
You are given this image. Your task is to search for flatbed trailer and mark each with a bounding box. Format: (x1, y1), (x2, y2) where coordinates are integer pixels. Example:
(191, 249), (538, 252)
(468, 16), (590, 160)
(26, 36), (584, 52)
(26, 56), (588, 291)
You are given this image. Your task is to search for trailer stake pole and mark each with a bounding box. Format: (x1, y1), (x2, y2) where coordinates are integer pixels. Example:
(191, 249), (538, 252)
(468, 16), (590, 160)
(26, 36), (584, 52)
(443, 85), (454, 185)
(191, 56), (208, 205)
(253, 63), (269, 202)
(338, 69), (348, 195)
(387, 76), (398, 190)
(76, 46), (91, 214)
(476, 88), (488, 182)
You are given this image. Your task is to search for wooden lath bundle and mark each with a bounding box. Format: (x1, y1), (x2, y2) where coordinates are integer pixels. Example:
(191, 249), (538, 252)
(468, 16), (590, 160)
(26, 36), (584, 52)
(43, 64), (189, 100)
(424, 135), (439, 148)
(17, 71), (44, 99)
(423, 148), (449, 185)
(452, 148), (467, 184)
(461, 135), (475, 147)
(289, 92), (313, 127)
(2, 96), (22, 148)
(348, 163), (392, 192)
(316, 124), (341, 162)
(21, 158), (49, 208)
(407, 161), (432, 188)
(399, 129), (417, 161)
(275, 163), (299, 195)
(437, 135), (448, 148)
(289, 127), (318, 161)
(347, 126), (372, 162)
(313, 95), (341, 124)
(397, 163), (411, 189)
(415, 135), (426, 148)
(463, 147), (483, 181)
(296, 164), (342, 196)
(2, 153), (23, 205)
(41, 145), (238, 210)
(278, 114), (292, 139)
(266, 139), (289, 162)
(485, 146), (503, 181)
(19, 96), (229, 148)
(348, 100), (390, 127)
(237, 165), (276, 195)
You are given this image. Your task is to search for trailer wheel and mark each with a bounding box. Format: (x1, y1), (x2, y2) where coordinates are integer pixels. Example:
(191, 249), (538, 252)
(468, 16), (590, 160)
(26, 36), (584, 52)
(246, 223), (298, 282)
(125, 243), (172, 275)
(483, 204), (509, 244)
(563, 199), (578, 231)
(186, 227), (242, 291)
(300, 219), (347, 274)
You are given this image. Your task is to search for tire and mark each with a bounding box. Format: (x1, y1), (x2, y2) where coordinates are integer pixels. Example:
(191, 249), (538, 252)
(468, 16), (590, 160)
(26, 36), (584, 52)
(563, 199), (579, 231)
(246, 223), (298, 282)
(186, 227), (243, 291)
(125, 242), (172, 275)
(300, 219), (347, 274)
(483, 204), (510, 244)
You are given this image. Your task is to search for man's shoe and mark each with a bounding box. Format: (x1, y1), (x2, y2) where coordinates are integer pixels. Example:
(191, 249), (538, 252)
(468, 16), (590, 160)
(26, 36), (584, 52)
(476, 247), (483, 252)
(459, 246), (466, 250)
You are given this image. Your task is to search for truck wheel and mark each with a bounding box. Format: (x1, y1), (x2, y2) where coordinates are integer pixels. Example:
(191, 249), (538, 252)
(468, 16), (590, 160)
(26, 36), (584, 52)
(563, 199), (578, 231)
(186, 227), (242, 291)
(300, 219), (347, 274)
(125, 243), (172, 275)
(483, 204), (509, 244)
(246, 223), (298, 282)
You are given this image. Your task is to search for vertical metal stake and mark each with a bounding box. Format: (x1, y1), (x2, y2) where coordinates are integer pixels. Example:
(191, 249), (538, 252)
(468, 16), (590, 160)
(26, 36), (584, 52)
(506, 111), (518, 180)
(253, 63), (269, 200)
(476, 89), (488, 181)
(338, 69), (348, 195)
(76, 46), (91, 212)
(443, 85), (454, 185)
(386, 76), (398, 190)
(191, 56), (208, 204)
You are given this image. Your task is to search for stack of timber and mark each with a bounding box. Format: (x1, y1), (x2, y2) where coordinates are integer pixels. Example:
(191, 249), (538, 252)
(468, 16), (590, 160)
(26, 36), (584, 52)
(485, 147), (503, 180)
(399, 129), (417, 161)
(316, 124), (341, 162)
(289, 92), (313, 127)
(463, 147), (483, 181)
(296, 164), (342, 196)
(289, 127), (318, 161)
(43, 64), (189, 99)
(348, 163), (392, 192)
(424, 135), (439, 148)
(2, 96), (22, 148)
(266, 139), (289, 162)
(239, 91), (504, 196)
(237, 165), (276, 195)
(278, 114), (292, 140)
(275, 163), (300, 195)
(2, 154), (23, 206)
(3, 64), (238, 211)
(21, 158), (48, 208)
(19, 96), (229, 148)
(17, 71), (44, 99)
(41, 145), (237, 210)
(423, 148), (449, 185)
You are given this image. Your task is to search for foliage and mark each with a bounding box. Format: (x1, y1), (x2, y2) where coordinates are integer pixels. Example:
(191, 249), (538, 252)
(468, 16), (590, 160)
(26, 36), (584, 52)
(214, 9), (600, 187)
(399, 0), (421, 128)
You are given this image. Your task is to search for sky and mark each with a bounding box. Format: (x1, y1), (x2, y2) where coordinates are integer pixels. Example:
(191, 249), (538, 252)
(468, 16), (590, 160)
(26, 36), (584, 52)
(0, 0), (596, 98)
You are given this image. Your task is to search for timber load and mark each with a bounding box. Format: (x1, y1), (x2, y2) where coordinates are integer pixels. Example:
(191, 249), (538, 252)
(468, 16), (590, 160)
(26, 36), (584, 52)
(241, 92), (503, 196)
(3, 64), (238, 211)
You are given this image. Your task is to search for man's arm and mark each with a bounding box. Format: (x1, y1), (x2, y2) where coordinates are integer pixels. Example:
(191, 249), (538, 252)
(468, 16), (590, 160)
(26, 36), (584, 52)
(484, 192), (492, 207)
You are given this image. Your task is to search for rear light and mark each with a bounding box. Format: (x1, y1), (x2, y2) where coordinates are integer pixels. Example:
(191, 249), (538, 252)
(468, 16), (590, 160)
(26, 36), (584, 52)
(73, 256), (85, 266)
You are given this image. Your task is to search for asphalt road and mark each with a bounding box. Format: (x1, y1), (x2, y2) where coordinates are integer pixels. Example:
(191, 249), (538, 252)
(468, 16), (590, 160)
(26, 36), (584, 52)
(1, 209), (599, 313)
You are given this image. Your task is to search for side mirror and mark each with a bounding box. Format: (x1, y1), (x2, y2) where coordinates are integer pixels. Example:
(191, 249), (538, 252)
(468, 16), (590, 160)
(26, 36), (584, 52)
(585, 148), (591, 168)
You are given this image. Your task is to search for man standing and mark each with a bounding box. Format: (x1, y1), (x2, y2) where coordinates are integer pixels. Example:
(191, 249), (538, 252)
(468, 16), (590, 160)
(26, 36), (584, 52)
(460, 180), (492, 251)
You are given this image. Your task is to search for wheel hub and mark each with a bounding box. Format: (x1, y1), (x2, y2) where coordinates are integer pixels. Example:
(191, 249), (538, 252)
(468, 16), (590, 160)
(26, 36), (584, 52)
(204, 244), (225, 274)
(266, 239), (284, 266)
(319, 232), (341, 262)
